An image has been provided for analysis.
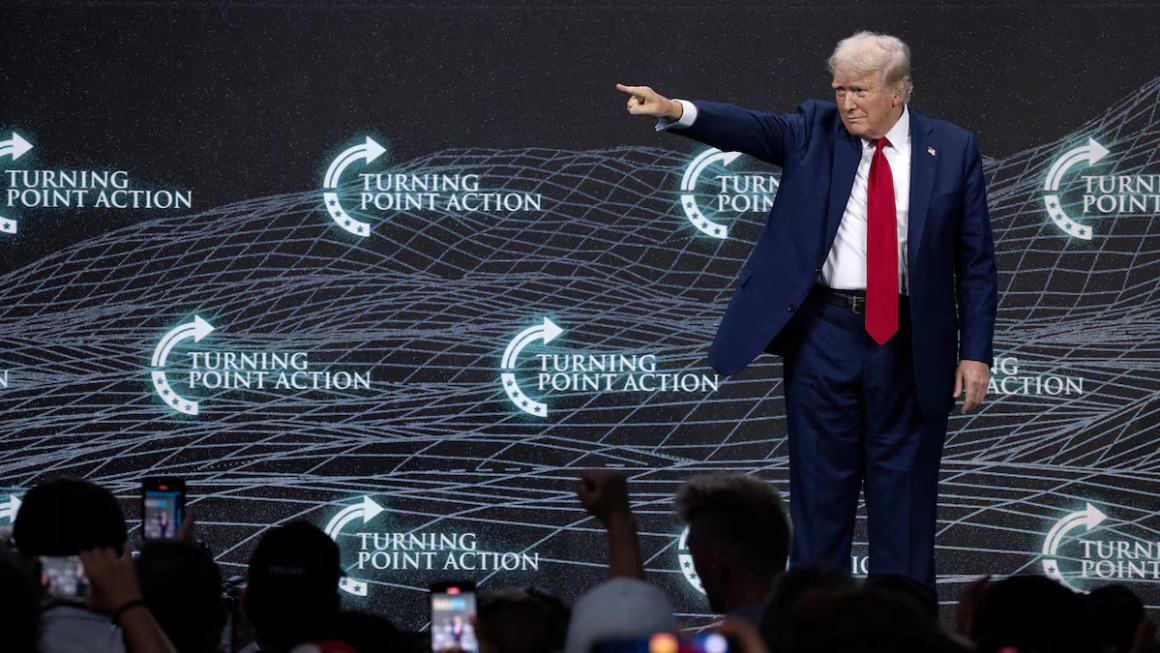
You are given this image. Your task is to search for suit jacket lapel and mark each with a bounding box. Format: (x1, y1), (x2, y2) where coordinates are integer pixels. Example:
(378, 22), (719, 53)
(908, 108), (935, 275)
(826, 123), (862, 249)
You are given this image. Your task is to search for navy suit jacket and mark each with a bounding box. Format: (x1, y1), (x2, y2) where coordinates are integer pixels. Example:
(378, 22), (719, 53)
(674, 100), (998, 419)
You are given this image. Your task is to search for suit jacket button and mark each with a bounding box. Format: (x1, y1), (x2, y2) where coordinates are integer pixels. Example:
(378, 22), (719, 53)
(788, 304), (796, 312)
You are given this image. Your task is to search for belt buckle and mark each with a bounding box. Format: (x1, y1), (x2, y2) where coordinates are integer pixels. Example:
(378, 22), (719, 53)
(850, 295), (864, 315)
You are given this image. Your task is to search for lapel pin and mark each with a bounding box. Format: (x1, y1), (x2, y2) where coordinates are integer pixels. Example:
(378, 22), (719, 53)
(928, 146), (937, 157)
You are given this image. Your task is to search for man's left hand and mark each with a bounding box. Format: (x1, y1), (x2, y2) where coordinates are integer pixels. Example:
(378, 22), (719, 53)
(953, 360), (990, 414)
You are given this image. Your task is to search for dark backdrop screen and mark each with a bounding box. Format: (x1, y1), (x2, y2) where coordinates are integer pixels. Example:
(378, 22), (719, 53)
(3, 0), (1160, 626)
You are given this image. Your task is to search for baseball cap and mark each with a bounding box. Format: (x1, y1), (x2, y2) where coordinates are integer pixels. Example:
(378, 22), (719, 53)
(248, 521), (343, 596)
(565, 578), (678, 653)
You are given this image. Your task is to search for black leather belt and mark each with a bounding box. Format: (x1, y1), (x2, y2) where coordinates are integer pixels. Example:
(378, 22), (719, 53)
(809, 284), (905, 315)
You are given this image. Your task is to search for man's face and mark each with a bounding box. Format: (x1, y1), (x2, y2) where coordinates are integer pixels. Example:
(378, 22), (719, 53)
(831, 69), (902, 140)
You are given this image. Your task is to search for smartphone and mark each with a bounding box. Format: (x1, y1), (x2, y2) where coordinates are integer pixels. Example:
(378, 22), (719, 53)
(593, 634), (729, 653)
(39, 555), (90, 601)
(141, 477), (185, 541)
(430, 581), (478, 653)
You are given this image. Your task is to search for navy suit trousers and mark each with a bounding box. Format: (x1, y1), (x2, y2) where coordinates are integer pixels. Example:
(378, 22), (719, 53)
(777, 287), (949, 588)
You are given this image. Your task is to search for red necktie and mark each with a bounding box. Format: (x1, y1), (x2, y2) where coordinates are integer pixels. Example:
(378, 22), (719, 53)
(866, 137), (898, 345)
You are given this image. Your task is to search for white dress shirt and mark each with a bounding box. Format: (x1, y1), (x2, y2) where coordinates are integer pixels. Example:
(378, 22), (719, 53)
(659, 100), (912, 294)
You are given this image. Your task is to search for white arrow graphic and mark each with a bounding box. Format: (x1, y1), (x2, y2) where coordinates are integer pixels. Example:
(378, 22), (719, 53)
(0, 133), (33, 161)
(322, 137), (387, 237)
(151, 316), (215, 416)
(680, 148), (744, 239)
(1042, 138), (1110, 241)
(501, 318), (563, 369)
(1, 133), (34, 234)
(500, 318), (564, 417)
(324, 496), (386, 597)
(324, 137), (387, 188)
(0, 494), (22, 523)
(1042, 503), (1108, 592)
(152, 316), (215, 367)
(1044, 138), (1110, 192)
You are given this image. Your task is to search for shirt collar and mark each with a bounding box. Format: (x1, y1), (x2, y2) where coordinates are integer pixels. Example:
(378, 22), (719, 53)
(862, 105), (910, 150)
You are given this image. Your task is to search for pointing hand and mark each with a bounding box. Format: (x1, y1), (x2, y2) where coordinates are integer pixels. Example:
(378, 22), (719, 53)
(616, 84), (683, 121)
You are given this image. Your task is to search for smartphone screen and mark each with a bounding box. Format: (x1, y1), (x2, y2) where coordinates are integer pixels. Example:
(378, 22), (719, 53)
(141, 477), (184, 541)
(40, 555), (90, 601)
(430, 583), (478, 653)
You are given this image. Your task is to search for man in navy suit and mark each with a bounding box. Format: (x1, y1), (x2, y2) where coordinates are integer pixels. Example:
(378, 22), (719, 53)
(619, 32), (997, 589)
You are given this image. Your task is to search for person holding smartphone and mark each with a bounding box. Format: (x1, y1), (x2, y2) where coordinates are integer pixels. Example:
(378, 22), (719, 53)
(82, 547), (182, 653)
(12, 478), (179, 653)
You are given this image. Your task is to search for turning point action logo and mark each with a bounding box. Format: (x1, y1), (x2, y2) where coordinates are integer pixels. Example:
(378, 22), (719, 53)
(321, 136), (544, 237)
(680, 148), (778, 239)
(323, 496), (540, 598)
(1042, 136), (1160, 241)
(149, 315), (371, 416)
(2, 130), (193, 237)
(1041, 503), (1160, 591)
(499, 317), (720, 417)
(324, 496), (386, 596)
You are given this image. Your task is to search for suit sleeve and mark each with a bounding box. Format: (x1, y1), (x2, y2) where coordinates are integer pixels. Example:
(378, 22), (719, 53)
(663, 100), (809, 168)
(955, 133), (998, 365)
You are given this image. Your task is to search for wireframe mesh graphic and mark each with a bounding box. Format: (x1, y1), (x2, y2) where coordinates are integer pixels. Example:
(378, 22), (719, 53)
(2, 78), (1160, 626)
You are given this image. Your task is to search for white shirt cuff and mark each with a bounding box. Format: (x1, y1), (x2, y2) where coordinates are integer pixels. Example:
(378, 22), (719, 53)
(654, 99), (698, 131)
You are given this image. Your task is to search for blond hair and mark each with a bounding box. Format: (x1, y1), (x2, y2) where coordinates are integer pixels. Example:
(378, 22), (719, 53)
(828, 31), (913, 103)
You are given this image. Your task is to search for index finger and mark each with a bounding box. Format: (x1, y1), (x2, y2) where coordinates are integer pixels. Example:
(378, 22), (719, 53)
(970, 378), (988, 409)
(616, 83), (647, 96)
(962, 390), (981, 414)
